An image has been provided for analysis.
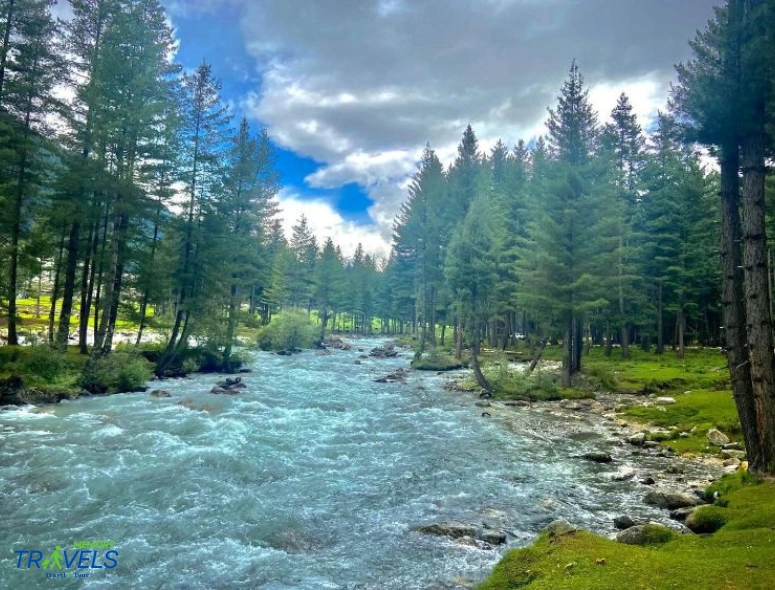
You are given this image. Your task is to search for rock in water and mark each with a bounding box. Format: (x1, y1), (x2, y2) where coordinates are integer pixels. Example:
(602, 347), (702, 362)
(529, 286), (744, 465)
(369, 343), (399, 358)
(643, 488), (703, 510)
(669, 507), (697, 522)
(582, 451), (613, 463)
(613, 515), (637, 530)
(150, 389), (171, 398)
(415, 521), (479, 539)
(374, 368), (408, 383)
(479, 529), (507, 545)
(612, 467), (637, 481)
(707, 428), (730, 447)
(545, 520), (576, 537)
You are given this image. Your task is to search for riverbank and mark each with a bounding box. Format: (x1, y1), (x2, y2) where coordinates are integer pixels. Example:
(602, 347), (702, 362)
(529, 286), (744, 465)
(0, 343), (249, 407)
(436, 348), (775, 589)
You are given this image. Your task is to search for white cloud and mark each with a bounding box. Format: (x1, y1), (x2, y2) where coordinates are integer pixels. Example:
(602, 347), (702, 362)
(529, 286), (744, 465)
(276, 189), (391, 261)
(172, 0), (718, 245)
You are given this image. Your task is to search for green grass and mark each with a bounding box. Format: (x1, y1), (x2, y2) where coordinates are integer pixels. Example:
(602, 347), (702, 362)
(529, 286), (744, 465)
(479, 473), (775, 589)
(621, 389), (741, 455)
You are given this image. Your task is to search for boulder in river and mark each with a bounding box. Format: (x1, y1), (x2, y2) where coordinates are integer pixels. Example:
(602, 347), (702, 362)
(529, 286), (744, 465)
(581, 451), (612, 464)
(374, 368), (408, 383)
(370, 343), (399, 358)
(545, 520), (576, 537)
(415, 521), (479, 539)
(150, 389), (171, 398)
(210, 386), (235, 395)
(325, 336), (352, 351)
(644, 488), (703, 510)
(0, 376), (26, 406)
(211, 377), (246, 395)
(627, 432), (646, 446)
(479, 529), (507, 545)
(669, 507), (697, 522)
(611, 467), (637, 481)
(613, 515), (637, 530)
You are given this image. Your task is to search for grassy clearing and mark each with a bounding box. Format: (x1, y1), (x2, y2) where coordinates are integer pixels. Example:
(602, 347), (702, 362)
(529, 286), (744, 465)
(479, 473), (775, 590)
(622, 389), (741, 455)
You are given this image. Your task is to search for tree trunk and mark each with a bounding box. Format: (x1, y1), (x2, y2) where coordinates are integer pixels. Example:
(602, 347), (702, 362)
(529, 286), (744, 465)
(526, 340), (547, 376)
(677, 308), (685, 359)
(454, 318), (462, 360)
(740, 131), (775, 472)
(7, 130), (28, 346)
(719, 144), (760, 470)
(619, 236), (630, 359)
(56, 221), (81, 349)
(470, 325), (494, 392)
(79, 219), (98, 354)
(657, 283), (664, 354)
(562, 320), (572, 388)
(222, 284), (239, 368)
(48, 227), (67, 345)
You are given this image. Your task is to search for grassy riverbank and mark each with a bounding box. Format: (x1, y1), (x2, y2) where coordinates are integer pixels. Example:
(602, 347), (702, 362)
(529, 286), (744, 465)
(0, 343), (248, 405)
(470, 346), (775, 588)
(479, 473), (775, 589)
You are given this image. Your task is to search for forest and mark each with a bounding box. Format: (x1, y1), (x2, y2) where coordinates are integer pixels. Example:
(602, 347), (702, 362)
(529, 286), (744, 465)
(1, 0), (775, 476)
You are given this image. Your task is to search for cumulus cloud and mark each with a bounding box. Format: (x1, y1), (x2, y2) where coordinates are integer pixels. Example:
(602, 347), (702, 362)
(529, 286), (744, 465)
(176, 0), (718, 239)
(276, 189), (391, 261)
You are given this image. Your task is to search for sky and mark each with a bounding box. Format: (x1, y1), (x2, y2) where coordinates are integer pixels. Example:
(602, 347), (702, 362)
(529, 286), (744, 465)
(53, 0), (719, 259)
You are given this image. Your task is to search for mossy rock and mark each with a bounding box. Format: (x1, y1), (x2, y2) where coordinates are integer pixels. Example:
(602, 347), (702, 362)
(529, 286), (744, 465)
(616, 524), (676, 545)
(686, 506), (728, 534)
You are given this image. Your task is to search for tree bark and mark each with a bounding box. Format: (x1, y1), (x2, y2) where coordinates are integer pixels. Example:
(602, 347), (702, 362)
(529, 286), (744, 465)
(48, 226), (67, 344)
(6, 109), (30, 346)
(56, 221), (80, 348)
(719, 145), (760, 469)
(740, 132), (775, 472)
(470, 324), (494, 392)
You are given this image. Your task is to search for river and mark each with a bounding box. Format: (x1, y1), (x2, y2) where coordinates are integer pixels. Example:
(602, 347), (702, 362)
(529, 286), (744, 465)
(0, 339), (690, 589)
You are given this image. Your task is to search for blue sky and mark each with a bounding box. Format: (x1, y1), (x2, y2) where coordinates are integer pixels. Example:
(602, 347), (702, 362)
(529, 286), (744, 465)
(54, 0), (720, 259)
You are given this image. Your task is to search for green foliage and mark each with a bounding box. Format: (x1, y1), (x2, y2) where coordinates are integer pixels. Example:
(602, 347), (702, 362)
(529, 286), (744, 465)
(256, 311), (317, 351)
(80, 352), (153, 394)
(0, 345), (66, 383)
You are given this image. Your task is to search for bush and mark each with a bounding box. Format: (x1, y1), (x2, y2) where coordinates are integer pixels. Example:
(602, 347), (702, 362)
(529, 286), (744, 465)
(80, 352), (153, 394)
(256, 312), (317, 351)
(0, 345), (71, 384)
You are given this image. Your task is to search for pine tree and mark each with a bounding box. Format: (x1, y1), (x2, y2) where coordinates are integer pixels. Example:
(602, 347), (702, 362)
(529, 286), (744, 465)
(289, 214), (317, 311)
(672, 0), (775, 474)
(518, 62), (611, 386)
(217, 119), (280, 366)
(0, 0), (62, 346)
(601, 92), (645, 358)
(156, 62), (231, 375)
(445, 194), (504, 391)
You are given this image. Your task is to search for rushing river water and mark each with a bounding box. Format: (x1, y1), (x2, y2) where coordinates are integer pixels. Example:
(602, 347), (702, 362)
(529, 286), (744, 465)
(1, 339), (694, 589)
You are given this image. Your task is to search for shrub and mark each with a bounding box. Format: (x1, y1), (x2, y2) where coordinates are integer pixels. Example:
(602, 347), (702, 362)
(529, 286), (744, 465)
(256, 312), (317, 351)
(0, 345), (71, 384)
(81, 352), (153, 394)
